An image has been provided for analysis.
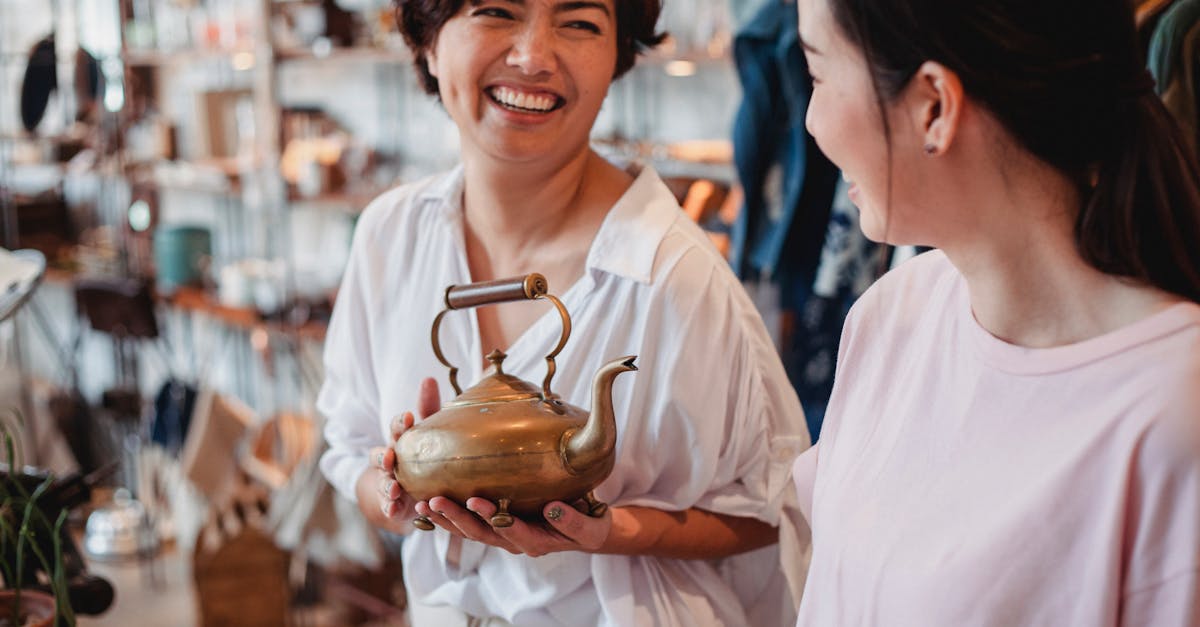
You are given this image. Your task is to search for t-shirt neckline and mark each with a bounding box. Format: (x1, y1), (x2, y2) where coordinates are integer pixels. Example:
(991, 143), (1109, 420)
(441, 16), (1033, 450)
(960, 287), (1200, 375)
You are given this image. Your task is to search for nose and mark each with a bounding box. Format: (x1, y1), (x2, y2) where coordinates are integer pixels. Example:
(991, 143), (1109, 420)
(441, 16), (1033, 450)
(506, 21), (557, 76)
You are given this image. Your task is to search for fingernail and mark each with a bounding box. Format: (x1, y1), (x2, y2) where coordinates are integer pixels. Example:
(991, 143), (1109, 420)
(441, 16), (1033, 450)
(546, 506), (562, 521)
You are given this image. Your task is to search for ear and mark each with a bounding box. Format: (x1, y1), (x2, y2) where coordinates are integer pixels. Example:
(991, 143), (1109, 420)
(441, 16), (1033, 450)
(425, 49), (440, 79)
(907, 61), (962, 155)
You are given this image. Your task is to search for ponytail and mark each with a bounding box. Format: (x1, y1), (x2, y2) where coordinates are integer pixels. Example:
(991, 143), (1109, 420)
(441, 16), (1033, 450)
(1079, 93), (1200, 303)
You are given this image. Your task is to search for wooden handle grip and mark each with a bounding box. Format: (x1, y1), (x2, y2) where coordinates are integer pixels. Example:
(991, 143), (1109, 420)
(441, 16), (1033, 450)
(444, 274), (549, 310)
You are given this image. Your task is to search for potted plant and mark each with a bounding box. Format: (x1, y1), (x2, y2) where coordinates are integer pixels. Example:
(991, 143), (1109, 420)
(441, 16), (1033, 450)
(0, 407), (74, 626)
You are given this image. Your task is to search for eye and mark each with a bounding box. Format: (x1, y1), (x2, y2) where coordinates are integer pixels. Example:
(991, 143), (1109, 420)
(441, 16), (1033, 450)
(472, 6), (515, 19)
(564, 20), (601, 34)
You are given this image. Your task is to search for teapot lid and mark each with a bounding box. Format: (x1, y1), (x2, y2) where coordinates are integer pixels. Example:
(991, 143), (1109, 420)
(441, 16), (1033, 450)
(444, 349), (543, 407)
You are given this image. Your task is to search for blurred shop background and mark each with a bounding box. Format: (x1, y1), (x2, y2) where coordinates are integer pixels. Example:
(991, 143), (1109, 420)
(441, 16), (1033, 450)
(12, 0), (1194, 624)
(0, 1), (792, 624)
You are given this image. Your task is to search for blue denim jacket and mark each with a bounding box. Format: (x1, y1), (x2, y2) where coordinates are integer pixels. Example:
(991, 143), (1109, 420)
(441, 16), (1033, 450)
(729, 0), (838, 286)
(1148, 0), (1200, 92)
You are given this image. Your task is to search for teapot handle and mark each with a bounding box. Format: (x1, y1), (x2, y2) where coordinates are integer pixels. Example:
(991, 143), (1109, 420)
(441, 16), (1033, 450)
(430, 273), (572, 398)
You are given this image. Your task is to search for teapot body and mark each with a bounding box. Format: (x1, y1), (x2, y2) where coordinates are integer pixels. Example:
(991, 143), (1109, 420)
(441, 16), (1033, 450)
(392, 397), (613, 519)
(393, 274), (634, 529)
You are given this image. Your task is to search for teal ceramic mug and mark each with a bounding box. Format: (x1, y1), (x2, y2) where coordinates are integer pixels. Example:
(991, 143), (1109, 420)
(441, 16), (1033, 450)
(153, 225), (211, 292)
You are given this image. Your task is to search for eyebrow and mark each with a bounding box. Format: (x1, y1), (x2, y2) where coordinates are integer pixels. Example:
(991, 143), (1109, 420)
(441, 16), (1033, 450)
(474, 0), (612, 17)
(799, 37), (821, 55)
(557, 1), (611, 16)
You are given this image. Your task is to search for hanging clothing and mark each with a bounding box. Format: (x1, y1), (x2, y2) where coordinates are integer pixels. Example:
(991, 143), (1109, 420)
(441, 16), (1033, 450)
(1148, 0), (1200, 159)
(1148, 0), (1200, 92)
(729, 0), (842, 442)
(729, 0), (839, 286)
(20, 34), (56, 132)
(785, 178), (882, 439)
(793, 250), (1200, 625)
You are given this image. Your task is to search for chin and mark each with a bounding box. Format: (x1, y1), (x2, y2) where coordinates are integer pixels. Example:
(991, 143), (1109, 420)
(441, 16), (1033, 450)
(852, 201), (888, 244)
(859, 224), (890, 244)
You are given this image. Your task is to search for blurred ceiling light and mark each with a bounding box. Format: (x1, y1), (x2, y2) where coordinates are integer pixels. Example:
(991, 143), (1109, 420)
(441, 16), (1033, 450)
(664, 60), (697, 77)
(232, 51), (255, 71)
(128, 200), (152, 232)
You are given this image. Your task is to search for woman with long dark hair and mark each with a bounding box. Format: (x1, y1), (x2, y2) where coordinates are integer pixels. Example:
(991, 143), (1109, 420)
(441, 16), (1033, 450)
(792, 0), (1200, 623)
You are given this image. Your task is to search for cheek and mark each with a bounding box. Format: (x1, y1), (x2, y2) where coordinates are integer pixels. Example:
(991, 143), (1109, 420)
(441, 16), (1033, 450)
(806, 89), (854, 165)
(804, 92), (827, 148)
(578, 49), (616, 99)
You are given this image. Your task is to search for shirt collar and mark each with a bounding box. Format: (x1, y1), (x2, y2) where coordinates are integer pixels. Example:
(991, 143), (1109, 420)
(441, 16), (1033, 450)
(585, 163), (678, 285)
(417, 162), (678, 285)
(417, 164), (466, 215)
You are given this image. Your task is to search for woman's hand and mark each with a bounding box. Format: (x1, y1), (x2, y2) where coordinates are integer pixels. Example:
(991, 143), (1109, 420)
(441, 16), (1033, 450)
(355, 377), (441, 533)
(414, 495), (778, 559)
(414, 496), (612, 557)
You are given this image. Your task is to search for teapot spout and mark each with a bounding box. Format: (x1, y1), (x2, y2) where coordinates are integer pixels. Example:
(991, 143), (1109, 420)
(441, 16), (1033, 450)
(563, 356), (637, 475)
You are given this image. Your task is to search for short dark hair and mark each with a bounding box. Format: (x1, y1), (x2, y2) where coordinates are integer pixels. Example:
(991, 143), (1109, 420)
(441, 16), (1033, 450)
(824, 0), (1200, 302)
(395, 0), (667, 95)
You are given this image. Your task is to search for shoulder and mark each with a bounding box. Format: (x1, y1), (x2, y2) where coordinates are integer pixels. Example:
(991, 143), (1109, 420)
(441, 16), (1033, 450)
(649, 211), (758, 326)
(630, 169), (746, 309)
(1123, 388), (1200, 589)
(353, 169), (457, 246)
(842, 249), (960, 341)
(853, 248), (957, 313)
(645, 209), (780, 367)
(1140, 306), (1200, 420)
(595, 164), (747, 318)
(336, 169), (461, 304)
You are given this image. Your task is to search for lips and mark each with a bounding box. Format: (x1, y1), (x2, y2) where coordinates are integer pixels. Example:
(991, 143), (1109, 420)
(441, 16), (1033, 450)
(487, 85), (565, 114)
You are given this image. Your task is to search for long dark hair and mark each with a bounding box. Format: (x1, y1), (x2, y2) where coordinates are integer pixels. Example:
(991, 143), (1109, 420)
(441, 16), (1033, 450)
(827, 0), (1200, 302)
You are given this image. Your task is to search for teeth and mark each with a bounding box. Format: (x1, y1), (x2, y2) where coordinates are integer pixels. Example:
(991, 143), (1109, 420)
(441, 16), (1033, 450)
(491, 87), (556, 112)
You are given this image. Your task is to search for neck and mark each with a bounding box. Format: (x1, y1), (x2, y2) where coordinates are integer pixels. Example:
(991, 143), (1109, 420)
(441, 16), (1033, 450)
(457, 147), (630, 282)
(938, 161), (1176, 347)
(462, 148), (594, 250)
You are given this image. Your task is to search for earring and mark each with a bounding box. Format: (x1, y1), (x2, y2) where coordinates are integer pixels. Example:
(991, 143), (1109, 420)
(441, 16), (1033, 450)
(923, 143), (938, 155)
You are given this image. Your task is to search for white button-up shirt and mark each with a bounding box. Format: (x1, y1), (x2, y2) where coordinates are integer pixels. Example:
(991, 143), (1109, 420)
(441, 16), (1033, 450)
(318, 163), (809, 626)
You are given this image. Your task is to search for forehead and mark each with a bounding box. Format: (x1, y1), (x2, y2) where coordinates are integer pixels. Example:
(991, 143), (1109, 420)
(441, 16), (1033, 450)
(796, 0), (831, 50)
(472, 0), (615, 11)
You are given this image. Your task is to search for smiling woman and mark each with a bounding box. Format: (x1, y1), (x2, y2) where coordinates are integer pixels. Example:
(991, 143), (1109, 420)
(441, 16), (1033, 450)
(792, 0), (1200, 624)
(421, 0), (624, 166)
(315, 0), (811, 625)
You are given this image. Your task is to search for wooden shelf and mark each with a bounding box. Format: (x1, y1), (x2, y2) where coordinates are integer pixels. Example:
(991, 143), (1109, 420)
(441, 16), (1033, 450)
(274, 46), (411, 64)
(123, 48), (256, 67)
(287, 189), (384, 213)
(168, 286), (328, 340)
(169, 285), (261, 328)
(43, 268), (327, 340)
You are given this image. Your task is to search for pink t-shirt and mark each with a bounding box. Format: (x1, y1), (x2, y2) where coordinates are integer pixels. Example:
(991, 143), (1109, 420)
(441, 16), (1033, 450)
(793, 250), (1200, 626)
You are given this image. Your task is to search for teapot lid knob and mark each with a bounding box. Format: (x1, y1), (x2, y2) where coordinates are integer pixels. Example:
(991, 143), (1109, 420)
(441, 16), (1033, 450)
(485, 349), (507, 374)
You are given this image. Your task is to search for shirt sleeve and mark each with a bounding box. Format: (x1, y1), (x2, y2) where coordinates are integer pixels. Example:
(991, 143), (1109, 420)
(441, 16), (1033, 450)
(1120, 414), (1200, 626)
(317, 212), (384, 503)
(610, 250), (810, 526)
(792, 443), (819, 525)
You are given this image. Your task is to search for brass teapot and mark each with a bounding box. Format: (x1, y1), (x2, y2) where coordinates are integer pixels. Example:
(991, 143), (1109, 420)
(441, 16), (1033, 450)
(393, 274), (637, 530)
